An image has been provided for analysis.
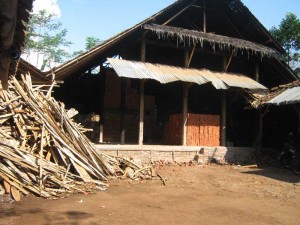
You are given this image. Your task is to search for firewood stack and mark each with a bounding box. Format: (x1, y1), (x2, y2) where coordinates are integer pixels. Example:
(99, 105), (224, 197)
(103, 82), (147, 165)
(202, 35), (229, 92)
(0, 74), (153, 199)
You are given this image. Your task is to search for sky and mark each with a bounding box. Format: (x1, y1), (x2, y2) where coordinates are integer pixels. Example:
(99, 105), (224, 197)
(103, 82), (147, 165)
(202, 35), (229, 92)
(33, 0), (300, 53)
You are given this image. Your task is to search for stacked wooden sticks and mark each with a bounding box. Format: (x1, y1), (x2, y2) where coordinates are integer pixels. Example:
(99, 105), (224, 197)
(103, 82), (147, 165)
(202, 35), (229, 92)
(0, 74), (153, 199)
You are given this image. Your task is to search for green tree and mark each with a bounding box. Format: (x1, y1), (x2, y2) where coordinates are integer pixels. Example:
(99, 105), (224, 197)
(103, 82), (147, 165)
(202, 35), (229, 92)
(269, 13), (300, 67)
(24, 10), (72, 71)
(85, 36), (102, 50)
(71, 36), (103, 58)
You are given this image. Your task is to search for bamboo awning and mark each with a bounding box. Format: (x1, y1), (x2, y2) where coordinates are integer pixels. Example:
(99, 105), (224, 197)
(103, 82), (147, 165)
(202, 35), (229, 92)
(143, 24), (280, 59)
(108, 58), (267, 90)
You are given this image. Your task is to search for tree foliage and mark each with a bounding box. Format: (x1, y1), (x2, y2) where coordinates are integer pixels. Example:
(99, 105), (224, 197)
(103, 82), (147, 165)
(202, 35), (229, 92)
(71, 36), (103, 58)
(85, 36), (102, 50)
(24, 10), (72, 71)
(269, 13), (300, 68)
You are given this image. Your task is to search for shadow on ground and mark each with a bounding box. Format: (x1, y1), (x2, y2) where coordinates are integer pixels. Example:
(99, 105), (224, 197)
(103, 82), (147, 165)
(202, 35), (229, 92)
(242, 166), (300, 183)
(0, 208), (96, 225)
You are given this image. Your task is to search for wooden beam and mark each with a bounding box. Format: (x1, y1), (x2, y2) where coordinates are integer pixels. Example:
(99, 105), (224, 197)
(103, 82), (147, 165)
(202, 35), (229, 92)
(163, 0), (197, 26)
(224, 50), (235, 72)
(187, 45), (196, 68)
(120, 77), (126, 144)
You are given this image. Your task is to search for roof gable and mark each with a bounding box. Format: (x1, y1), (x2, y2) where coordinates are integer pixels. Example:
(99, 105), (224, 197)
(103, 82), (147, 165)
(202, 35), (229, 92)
(47, 0), (289, 80)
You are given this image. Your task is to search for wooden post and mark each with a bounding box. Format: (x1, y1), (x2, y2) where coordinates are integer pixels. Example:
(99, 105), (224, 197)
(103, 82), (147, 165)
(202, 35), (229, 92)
(220, 91), (227, 146)
(182, 83), (189, 146)
(256, 108), (263, 154)
(139, 79), (145, 145)
(141, 40), (146, 62)
(203, 0), (206, 33)
(254, 62), (259, 82)
(182, 49), (190, 146)
(139, 40), (146, 145)
(99, 65), (105, 143)
(255, 62), (262, 153)
(220, 56), (227, 146)
(120, 77), (126, 144)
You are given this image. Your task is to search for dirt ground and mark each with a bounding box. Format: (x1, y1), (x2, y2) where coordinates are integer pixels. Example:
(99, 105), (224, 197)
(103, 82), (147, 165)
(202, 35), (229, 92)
(1, 164), (300, 225)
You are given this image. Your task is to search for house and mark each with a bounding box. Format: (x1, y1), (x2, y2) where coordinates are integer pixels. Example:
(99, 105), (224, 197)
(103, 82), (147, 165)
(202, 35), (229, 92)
(0, 0), (34, 89)
(42, 0), (297, 160)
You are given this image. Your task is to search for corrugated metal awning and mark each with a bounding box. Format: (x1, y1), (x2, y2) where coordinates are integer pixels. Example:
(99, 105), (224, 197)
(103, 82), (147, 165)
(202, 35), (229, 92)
(268, 87), (300, 105)
(107, 58), (267, 90)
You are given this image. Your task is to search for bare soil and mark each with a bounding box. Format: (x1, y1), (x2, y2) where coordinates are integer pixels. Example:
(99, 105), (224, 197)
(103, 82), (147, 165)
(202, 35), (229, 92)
(1, 164), (300, 225)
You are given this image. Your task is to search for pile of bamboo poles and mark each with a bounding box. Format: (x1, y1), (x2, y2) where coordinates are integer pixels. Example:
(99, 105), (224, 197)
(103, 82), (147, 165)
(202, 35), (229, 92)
(0, 74), (153, 199)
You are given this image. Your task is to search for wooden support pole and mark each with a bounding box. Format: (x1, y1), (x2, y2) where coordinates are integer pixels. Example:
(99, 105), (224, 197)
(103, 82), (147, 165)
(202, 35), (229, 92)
(182, 49), (190, 146)
(187, 45), (196, 68)
(254, 62), (259, 82)
(295, 106), (300, 148)
(99, 65), (105, 143)
(220, 91), (227, 146)
(224, 50), (235, 72)
(141, 40), (146, 62)
(203, 0), (206, 33)
(182, 83), (189, 146)
(256, 108), (263, 154)
(99, 125), (104, 143)
(139, 79), (145, 145)
(139, 40), (146, 145)
(255, 62), (262, 154)
(220, 56), (227, 146)
(120, 77), (126, 144)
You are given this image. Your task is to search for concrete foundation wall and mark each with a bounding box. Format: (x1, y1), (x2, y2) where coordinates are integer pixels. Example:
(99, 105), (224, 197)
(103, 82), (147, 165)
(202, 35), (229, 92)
(96, 145), (255, 164)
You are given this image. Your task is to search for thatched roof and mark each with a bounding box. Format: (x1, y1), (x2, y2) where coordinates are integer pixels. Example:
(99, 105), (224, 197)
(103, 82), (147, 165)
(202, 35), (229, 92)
(143, 24), (280, 59)
(0, 0), (33, 88)
(44, 0), (289, 80)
